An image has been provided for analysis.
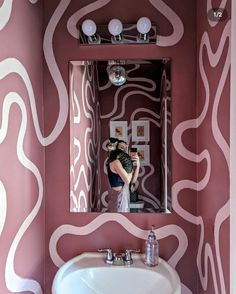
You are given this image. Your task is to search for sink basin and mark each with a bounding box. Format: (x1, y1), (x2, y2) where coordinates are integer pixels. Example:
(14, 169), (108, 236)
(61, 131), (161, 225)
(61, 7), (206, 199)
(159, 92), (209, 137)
(52, 253), (181, 294)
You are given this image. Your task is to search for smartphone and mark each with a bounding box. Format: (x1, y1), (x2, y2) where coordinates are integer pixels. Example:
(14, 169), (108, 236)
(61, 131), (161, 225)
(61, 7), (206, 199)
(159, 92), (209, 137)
(130, 147), (137, 152)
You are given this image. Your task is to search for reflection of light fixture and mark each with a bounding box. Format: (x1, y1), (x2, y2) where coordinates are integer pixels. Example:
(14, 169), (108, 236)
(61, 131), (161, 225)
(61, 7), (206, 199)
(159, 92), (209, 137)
(107, 65), (127, 86)
(81, 19), (101, 44)
(108, 19), (123, 43)
(137, 17), (151, 42)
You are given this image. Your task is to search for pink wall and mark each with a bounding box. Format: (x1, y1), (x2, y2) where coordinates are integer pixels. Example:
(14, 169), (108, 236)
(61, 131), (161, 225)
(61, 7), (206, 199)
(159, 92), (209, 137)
(0, 1), (231, 294)
(0, 1), (44, 294)
(195, 0), (231, 293)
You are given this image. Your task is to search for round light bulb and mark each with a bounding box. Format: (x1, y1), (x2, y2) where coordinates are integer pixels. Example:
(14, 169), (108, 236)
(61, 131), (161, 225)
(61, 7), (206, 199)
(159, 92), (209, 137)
(108, 19), (123, 36)
(137, 17), (151, 34)
(82, 19), (97, 37)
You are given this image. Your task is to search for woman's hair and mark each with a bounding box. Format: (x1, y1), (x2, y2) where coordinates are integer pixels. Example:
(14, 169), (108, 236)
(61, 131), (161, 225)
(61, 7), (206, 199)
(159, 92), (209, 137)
(107, 137), (119, 152)
(117, 139), (127, 145)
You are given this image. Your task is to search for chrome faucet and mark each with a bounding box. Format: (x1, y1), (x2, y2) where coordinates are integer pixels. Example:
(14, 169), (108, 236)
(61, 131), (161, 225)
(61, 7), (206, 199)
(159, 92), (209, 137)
(98, 248), (140, 265)
(98, 248), (114, 264)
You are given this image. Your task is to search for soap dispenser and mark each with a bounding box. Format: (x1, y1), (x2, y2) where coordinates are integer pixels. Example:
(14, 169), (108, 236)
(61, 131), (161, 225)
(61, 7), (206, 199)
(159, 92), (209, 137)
(145, 225), (159, 266)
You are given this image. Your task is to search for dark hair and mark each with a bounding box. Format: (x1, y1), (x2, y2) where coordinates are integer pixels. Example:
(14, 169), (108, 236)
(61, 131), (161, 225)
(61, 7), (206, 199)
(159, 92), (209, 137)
(109, 137), (119, 144)
(118, 140), (127, 145)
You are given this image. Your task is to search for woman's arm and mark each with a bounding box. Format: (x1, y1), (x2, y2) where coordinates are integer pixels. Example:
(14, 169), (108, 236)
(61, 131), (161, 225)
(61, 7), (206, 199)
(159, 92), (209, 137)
(130, 154), (140, 184)
(110, 160), (133, 185)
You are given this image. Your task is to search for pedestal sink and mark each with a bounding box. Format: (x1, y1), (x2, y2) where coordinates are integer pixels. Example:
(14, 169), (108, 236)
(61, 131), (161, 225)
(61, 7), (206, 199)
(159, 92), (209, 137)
(52, 252), (181, 294)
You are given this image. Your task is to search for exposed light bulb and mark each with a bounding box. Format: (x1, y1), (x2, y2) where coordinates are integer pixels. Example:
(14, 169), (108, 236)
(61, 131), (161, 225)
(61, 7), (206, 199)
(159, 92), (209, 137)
(137, 17), (152, 42)
(82, 19), (97, 36)
(108, 19), (123, 43)
(137, 17), (151, 34)
(81, 19), (100, 44)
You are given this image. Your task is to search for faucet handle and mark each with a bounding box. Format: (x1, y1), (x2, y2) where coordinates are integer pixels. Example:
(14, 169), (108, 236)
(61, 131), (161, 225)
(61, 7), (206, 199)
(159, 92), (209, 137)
(98, 248), (114, 263)
(124, 249), (140, 264)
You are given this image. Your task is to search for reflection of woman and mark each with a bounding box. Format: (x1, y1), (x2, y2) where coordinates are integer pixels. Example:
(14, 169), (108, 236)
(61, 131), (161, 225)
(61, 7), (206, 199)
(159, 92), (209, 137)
(106, 138), (140, 212)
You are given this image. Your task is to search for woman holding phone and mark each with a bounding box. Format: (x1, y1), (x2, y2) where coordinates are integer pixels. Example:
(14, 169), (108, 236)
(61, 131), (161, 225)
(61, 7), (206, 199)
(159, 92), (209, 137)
(106, 138), (140, 212)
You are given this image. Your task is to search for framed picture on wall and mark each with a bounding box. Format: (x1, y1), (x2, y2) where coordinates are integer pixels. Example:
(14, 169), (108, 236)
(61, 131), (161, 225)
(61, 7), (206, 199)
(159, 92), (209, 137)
(110, 121), (128, 141)
(132, 120), (150, 142)
(132, 144), (150, 166)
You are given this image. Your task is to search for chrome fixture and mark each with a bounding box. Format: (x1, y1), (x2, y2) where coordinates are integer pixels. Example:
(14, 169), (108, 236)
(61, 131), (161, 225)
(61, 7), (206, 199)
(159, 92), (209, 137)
(98, 248), (140, 265)
(80, 17), (156, 45)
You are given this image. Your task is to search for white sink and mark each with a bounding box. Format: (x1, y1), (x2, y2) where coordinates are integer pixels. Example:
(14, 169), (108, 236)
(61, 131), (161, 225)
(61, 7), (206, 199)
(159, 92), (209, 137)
(52, 252), (181, 294)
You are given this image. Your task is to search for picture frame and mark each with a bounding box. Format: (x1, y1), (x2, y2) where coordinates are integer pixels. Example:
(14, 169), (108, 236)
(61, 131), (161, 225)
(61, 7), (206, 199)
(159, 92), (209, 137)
(132, 120), (150, 142)
(131, 144), (150, 166)
(110, 121), (128, 141)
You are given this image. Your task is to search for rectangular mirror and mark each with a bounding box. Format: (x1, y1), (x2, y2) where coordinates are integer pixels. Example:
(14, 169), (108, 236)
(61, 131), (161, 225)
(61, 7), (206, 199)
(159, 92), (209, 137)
(69, 59), (171, 213)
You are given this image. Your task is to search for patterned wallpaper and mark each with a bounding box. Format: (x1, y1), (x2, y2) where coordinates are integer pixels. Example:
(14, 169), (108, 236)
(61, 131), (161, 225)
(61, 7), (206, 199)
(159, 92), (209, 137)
(0, 1), (44, 294)
(0, 0), (231, 294)
(70, 62), (100, 212)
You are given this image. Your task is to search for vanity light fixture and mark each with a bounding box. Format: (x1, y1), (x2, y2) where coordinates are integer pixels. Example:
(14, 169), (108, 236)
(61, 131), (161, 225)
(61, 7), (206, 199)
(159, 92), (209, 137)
(108, 18), (123, 43)
(81, 19), (101, 44)
(136, 17), (152, 42)
(80, 17), (156, 45)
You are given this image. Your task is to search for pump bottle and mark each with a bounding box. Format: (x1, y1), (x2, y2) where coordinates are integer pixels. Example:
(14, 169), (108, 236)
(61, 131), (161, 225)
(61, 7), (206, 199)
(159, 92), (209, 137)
(145, 225), (159, 266)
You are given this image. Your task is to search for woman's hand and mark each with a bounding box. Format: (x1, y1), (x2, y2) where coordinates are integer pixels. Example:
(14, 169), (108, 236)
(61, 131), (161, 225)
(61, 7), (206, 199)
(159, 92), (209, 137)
(131, 154), (140, 168)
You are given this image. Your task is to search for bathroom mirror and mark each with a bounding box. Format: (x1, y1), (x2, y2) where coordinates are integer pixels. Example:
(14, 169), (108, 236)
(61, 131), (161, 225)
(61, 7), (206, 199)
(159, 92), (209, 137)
(69, 58), (171, 213)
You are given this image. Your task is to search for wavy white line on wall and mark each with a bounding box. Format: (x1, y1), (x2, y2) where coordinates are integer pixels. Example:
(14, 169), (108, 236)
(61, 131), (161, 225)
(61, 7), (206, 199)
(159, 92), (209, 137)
(0, 181), (7, 236)
(209, 21), (230, 167)
(0, 58), (45, 146)
(205, 20), (230, 294)
(1, 93), (43, 294)
(100, 83), (156, 119)
(0, 56), (66, 146)
(111, 91), (159, 121)
(197, 20), (230, 294)
(49, 213), (188, 268)
(43, 0), (70, 145)
(0, 0), (13, 30)
(148, 0), (184, 46)
(172, 18), (230, 294)
(130, 109), (161, 127)
(67, 0), (112, 39)
(73, 91), (81, 124)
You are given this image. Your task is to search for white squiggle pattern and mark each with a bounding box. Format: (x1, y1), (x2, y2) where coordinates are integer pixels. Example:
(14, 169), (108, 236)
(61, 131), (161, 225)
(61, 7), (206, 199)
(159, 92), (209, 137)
(148, 0), (184, 46)
(140, 164), (160, 207)
(2, 93), (43, 294)
(100, 83), (157, 119)
(49, 214), (188, 269)
(73, 91), (81, 124)
(43, 0), (70, 145)
(70, 64), (100, 211)
(0, 0), (13, 31)
(210, 21), (230, 166)
(67, 0), (112, 39)
(173, 17), (230, 294)
(0, 181), (7, 236)
(0, 58), (46, 146)
(111, 91), (160, 121)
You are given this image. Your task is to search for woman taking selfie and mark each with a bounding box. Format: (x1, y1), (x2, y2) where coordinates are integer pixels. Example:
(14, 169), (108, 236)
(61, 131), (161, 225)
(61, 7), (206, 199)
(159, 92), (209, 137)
(106, 138), (140, 212)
